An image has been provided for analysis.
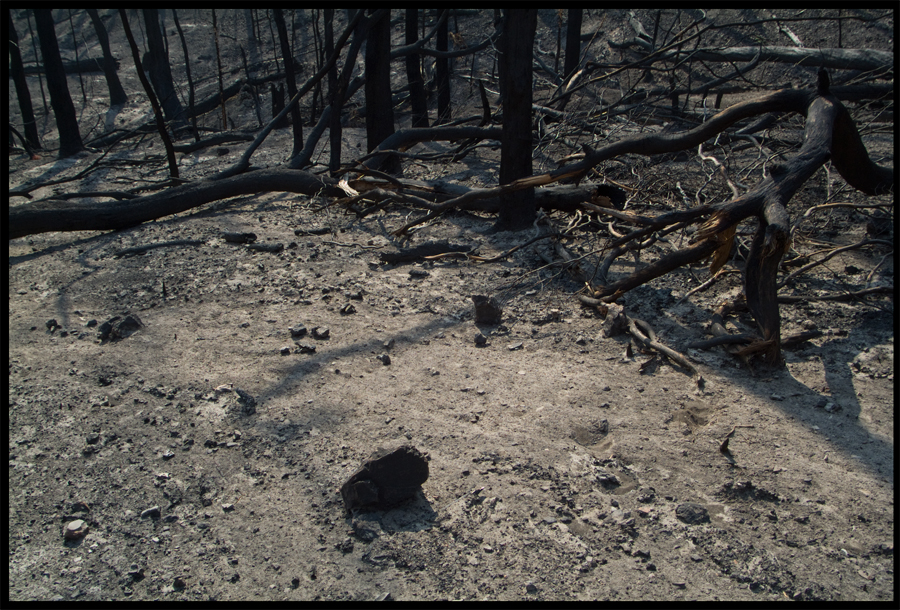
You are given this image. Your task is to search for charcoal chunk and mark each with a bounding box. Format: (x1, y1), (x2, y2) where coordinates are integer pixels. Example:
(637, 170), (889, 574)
(341, 445), (429, 511)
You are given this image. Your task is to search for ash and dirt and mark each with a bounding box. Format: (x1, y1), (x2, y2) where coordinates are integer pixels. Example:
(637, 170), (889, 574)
(8, 9), (895, 602)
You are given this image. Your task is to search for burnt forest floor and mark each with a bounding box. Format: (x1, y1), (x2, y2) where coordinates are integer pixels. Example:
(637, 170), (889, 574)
(8, 8), (895, 602)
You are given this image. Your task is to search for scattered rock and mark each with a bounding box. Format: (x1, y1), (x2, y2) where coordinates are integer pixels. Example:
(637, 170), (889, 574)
(295, 341), (316, 354)
(63, 519), (89, 540)
(409, 268), (430, 278)
(335, 537), (354, 553)
(675, 503), (710, 525)
(340, 303), (357, 315)
(850, 345), (893, 378)
(98, 314), (144, 342)
(312, 326), (330, 340)
(525, 582), (538, 594)
(474, 333), (487, 347)
(289, 325), (308, 337)
(376, 354), (391, 365)
(637, 488), (656, 503)
(222, 503), (235, 512)
(141, 506), (161, 519)
(173, 576), (186, 589)
(341, 445), (429, 511)
(374, 592), (393, 601)
(127, 564), (145, 581)
(280, 346), (292, 356)
(471, 295), (502, 324)
(596, 471), (619, 486)
(507, 342), (523, 351)
(234, 388), (257, 416)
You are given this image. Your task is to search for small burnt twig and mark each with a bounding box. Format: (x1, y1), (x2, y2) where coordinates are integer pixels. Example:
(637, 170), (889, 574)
(626, 314), (705, 392)
(720, 425), (756, 459)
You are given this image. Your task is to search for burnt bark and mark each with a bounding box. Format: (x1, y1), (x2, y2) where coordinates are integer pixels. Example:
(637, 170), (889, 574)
(119, 9), (179, 179)
(141, 9), (184, 126)
(270, 84), (289, 128)
(364, 9), (400, 174)
(33, 9), (83, 158)
(8, 13), (42, 151)
(324, 9), (341, 172)
(563, 9), (583, 80)
(435, 10), (452, 124)
(496, 9), (538, 231)
(8, 169), (345, 240)
(171, 9), (199, 141)
(86, 9), (127, 107)
(273, 9), (304, 158)
(405, 9), (430, 129)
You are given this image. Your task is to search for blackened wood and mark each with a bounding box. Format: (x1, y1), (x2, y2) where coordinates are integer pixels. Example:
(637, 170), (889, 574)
(33, 9), (84, 158)
(8, 14), (42, 150)
(496, 10), (538, 231)
(273, 9), (303, 157)
(86, 9), (127, 106)
(405, 9), (430, 129)
(364, 9), (400, 174)
(8, 169), (345, 240)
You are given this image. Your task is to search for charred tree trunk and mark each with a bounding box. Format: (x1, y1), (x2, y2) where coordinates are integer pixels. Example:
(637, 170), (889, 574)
(405, 9), (429, 128)
(211, 9), (228, 130)
(563, 8), (583, 79)
(119, 9), (179, 179)
(8, 13), (42, 151)
(141, 9), (184, 126)
(435, 10), (452, 124)
(324, 9), (341, 172)
(365, 9), (400, 174)
(86, 9), (127, 107)
(171, 9), (199, 142)
(496, 9), (538, 231)
(273, 8), (304, 159)
(270, 84), (289, 128)
(33, 9), (83, 158)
